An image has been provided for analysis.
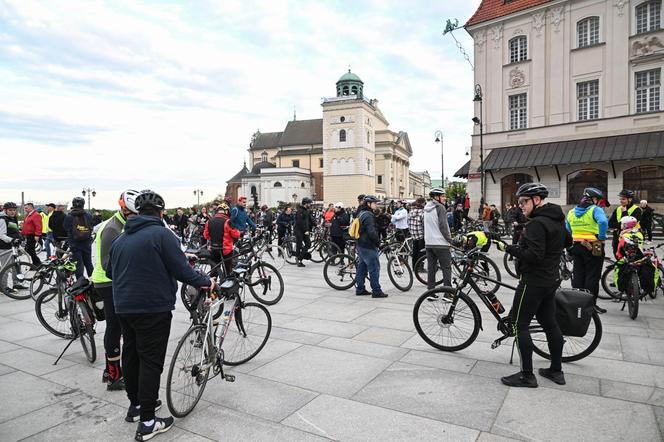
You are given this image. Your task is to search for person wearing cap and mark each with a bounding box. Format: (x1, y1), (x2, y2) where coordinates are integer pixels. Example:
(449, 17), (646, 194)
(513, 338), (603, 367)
(107, 190), (213, 441)
(355, 195), (387, 298)
(566, 187), (609, 314)
(640, 200), (654, 242)
(0, 202), (21, 272)
(330, 202), (350, 256)
(608, 190), (642, 256)
(91, 189), (140, 391)
(230, 196), (256, 234)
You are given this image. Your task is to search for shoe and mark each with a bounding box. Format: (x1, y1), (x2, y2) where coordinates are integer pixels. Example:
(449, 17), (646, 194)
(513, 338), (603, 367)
(102, 369), (109, 383)
(372, 291), (388, 298)
(538, 368), (566, 385)
(501, 371), (538, 388)
(126, 400), (162, 423)
(593, 305), (607, 314)
(356, 290), (371, 296)
(107, 377), (125, 391)
(297, 262), (305, 268)
(135, 416), (174, 441)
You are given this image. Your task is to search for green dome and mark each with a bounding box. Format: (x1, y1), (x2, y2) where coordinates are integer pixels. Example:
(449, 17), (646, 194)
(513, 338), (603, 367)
(337, 70), (363, 84)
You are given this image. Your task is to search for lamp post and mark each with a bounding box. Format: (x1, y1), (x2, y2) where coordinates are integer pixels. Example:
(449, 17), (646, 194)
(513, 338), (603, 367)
(434, 130), (444, 189)
(473, 84), (485, 209)
(193, 189), (204, 206)
(81, 188), (96, 210)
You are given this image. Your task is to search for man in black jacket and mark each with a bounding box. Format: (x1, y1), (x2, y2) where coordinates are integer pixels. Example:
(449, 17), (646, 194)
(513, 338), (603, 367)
(330, 202), (350, 255)
(495, 183), (566, 388)
(355, 195), (387, 298)
(294, 197), (314, 267)
(107, 190), (213, 441)
(276, 206), (294, 246)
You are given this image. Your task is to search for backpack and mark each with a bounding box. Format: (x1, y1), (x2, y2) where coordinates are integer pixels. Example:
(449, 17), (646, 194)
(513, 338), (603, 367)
(72, 214), (93, 242)
(554, 288), (594, 337)
(349, 211), (371, 240)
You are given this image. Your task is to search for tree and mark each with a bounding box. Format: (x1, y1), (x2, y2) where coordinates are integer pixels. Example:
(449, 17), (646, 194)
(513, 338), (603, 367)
(446, 181), (466, 201)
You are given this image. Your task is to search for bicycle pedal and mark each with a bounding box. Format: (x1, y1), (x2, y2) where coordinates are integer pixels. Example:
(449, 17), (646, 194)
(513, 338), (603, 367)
(224, 374), (235, 382)
(491, 340), (501, 349)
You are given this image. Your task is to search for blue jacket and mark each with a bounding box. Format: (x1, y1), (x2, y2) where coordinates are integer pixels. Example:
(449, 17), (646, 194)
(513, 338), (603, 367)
(63, 208), (94, 248)
(107, 215), (210, 314)
(230, 204), (256, 233)
(565, 205), (609, 241)
(357, 207), (380, 250)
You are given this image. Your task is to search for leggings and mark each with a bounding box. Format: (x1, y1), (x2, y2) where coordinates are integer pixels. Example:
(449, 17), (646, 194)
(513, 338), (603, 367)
(95, 285), (122, 358)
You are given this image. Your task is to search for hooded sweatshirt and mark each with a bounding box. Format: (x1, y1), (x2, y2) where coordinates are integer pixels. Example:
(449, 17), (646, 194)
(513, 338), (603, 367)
(107, 215), (211, 314)
(565, 203), (609, 241)
(423, 200), (452, 248)
(505, 203), (570, 287)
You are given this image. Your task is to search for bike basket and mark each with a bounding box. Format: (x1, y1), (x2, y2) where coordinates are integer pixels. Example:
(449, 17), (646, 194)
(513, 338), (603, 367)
(555, 289), (594, 337)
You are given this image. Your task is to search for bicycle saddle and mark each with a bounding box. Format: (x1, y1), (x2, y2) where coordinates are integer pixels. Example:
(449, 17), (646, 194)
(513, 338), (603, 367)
(68, 278), (91, 295)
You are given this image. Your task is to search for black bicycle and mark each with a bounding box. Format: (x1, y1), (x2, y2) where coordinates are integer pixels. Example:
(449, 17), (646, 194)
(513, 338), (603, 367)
(413, 247), (603, 363)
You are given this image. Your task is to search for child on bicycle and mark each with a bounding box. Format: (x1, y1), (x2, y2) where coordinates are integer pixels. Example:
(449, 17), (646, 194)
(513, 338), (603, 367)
(613, 216), (658, 296)
(459, 230), (496, 253)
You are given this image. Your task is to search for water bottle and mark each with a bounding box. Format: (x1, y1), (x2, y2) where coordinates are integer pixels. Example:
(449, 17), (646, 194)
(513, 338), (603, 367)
(487, 293), (505, 314)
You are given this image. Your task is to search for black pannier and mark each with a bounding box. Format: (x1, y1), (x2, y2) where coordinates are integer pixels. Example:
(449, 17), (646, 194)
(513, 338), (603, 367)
(555, 289), (594, 337)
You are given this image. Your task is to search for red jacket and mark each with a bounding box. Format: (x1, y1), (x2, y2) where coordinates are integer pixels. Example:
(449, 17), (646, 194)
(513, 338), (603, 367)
(21, 210), (42, 237)
(463, 195), (470, 209)
(203, 213), (240, 255)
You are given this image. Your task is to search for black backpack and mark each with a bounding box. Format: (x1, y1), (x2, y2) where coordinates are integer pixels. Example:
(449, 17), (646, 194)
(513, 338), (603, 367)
(72, 214), (93, 242)
(555, 289), (594, 337)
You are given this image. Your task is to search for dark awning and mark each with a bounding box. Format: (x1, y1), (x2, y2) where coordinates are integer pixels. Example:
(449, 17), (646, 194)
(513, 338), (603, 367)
(454, 160), (470, 178)
(483, 131), (664, 171)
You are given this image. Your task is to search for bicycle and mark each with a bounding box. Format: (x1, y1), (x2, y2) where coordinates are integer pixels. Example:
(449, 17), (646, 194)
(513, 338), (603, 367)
(166, 265), (271, 417)
(413, 246), (602, 363)
(504, 251), (573, 282)
(0, 241), (38, 300)
(601, 243), (664, 303)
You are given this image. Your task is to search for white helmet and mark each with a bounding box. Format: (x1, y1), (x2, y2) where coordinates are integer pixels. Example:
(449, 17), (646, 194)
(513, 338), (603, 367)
(334, 202), (344, 209)
(620, 215), (638, 230)
(119, 189), (140, 214)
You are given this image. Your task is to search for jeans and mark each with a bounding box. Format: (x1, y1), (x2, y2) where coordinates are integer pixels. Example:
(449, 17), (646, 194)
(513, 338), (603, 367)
(44, 232), (54, 257)
(70, 243), (93, 279)
(426, 247), (452, 289)
(25, 236), (41, 266)
(118, 311), (172, 422)
(355, 246), (382, 293)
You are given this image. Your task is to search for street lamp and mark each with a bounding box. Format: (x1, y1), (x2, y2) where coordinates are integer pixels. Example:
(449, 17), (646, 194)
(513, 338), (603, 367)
(193, 189), (204, 206)
(81, 188), (96, 210)
(473, 84), (485, 208)
(434, 130), (444, 189)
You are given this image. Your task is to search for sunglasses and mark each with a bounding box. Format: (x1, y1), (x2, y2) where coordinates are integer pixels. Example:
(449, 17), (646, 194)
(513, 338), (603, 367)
(517, 198), (532, 206)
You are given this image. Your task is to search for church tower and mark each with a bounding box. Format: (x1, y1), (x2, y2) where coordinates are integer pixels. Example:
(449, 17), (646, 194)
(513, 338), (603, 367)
(322, 70), (388, 207)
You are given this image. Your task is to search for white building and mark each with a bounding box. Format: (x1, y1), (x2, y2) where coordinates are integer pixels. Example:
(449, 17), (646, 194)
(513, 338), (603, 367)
(461, 0), (664, 212)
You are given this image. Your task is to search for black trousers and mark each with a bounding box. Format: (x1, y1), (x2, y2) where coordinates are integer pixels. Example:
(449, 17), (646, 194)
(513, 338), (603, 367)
(96, 286), (122, 358)
(70, 244), (93, 279)
(25, 236), (41, 266)
(411, 238), (425, 270)
(570, 244), (603, 301)
(331, 235), (346, 256)
(395, 229), (410, 242)
(510, 282), (563, 373)
(642, 223), (653, 242)
(118, 311), (172, 421)
(295, 232), (310, 261)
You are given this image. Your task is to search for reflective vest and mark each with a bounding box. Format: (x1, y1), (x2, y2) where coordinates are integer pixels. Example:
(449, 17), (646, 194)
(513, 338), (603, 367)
(616, 205), (640, 229)
(41, 212), (51, 234)
(91, 212), (125, 284)
(465, 231), (488, 247)
(567, 206), (600, 241)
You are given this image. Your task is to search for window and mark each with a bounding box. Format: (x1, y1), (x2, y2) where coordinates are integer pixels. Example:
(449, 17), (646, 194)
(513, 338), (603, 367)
(319, 158), (323, 168)
(340, 116), (345, 122)
(300, 182), (305, 188)
(636, 69), (661, 113)
(509, 93), (527, 130)
(292, 159), (300, 167)
(501, 174), (533, 207)
(377, 175), (383, 185)
(339, 129), (346, 142)
(636, 1), (661, 34)
(351, 86), (358, 94)
(274, 182), (282, 188)
(367, 131), (370, 143)
(509, 36), (527, 63)
(367, 159), (371, 171)
(577, 80), (599, 120)
(261, 151), (268, 162)
(577, 17), (600, 47)
(342, 86), (349, 95)
(624, 165), (664, 202)
(567, 169), (608, 204)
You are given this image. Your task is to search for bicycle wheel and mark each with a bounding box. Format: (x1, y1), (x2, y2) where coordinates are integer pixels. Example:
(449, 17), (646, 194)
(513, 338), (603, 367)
(503, 253), (519, 278)
(413, 288), (481, 352)
(78, 305), (96, 363)
(317, 241), (340, 263)
(166, 325), (211, 418)
(532, 312), (603, 362)
(323, 254), (356, 290)
(223, 301), (271, 366)
(387, 256), (413, 292)
(261, 245), (286, 270)
(282, 239), (298, 265)
(0, 261), (36, 300)
(600, 264), (622, 300)
(29, 272), (47, 301)
(627, 272), (639, 320)
(472, 255), (501, 295)
(414, 254), (442, 286)
(248, 262), (284, 305)
(35, 288), (72, 338)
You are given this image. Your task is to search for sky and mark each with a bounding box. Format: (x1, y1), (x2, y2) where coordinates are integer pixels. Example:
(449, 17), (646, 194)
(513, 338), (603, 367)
(0, 0), (481, 209)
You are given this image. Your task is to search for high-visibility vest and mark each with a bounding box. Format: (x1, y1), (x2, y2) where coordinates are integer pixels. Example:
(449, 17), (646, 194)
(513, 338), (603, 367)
(567, 206), (600, 241)
(616, 205), (640, 229)
(465, 231), (488, 247)
(90, 212), (125, 284)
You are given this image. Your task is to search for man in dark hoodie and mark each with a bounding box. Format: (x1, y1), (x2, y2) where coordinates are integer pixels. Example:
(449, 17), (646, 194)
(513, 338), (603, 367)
(294, 197), (315, 267)
(107, 190), (213, 441)
(495, 183), (567, 388)
(63, 197), (94, 279)
(355, 195), (387, 298)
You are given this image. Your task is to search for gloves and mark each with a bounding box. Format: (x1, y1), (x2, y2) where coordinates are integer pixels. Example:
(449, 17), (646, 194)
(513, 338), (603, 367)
(493, 240), (507, 252)
(11, 239), (21, 246)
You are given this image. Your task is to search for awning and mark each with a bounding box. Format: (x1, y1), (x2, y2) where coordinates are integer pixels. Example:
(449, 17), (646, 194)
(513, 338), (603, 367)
(454, 160), (470, 178)
(483, 130), (664, 171)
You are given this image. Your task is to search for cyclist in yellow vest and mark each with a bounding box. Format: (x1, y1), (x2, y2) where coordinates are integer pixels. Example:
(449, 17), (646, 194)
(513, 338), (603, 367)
(42, 203), (55, 259)
(609, 189), (642, 257)
(566, 187), (609, 313)
(91, 189), (140, 391)
(461, 230), (492, 253)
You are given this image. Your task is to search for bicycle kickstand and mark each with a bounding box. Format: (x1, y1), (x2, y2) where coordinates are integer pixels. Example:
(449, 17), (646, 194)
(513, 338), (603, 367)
(53, 338), (77, 365)
(509, 339), (516, 365)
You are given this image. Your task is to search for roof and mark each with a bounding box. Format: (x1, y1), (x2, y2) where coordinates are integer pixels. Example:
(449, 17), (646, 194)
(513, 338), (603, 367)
(454, 160), (470, 178)
(337, 70), (363, 84)
(251, 132), (283, 150)
(465, 0), (552, 27)
(227, 164), (249, 183)
(249, 119), (323, 151)
(275, 147), (323, 157)
(483, 131), (664, 170)
(250, 161), (276, 175)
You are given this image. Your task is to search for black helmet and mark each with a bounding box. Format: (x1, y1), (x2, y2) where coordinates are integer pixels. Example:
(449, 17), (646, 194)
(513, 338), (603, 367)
(301, 197), (313, 205)
(516, 182), (549, 199)
(582, 187), (603, 200)
(429, 187), (445, 197)
(135, 190), (165, 211)
(71, 197), (85, 209)
(363, 195), (379, 203)
(618, 189), (635, 199)
(357, 194), (365, 202)
(2, 202), (17, 209)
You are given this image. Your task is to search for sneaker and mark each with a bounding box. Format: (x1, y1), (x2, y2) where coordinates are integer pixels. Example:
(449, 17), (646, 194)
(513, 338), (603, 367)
(135, 416), (174, 441)
(297, 262), (305, 268)
(538, 368), (566, 385)
(372, 291), (388, 298)
(355, 289), (372, 296)
(593, 305), (607, 314)
(107, 377), (125, 391)
(501, 371), (538, 388)
(126, 400), (162, 423)
(102, 369), (109, 383)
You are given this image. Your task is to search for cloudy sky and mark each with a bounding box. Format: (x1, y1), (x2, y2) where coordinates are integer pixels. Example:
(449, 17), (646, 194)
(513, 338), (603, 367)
(0, 0), (480, 209)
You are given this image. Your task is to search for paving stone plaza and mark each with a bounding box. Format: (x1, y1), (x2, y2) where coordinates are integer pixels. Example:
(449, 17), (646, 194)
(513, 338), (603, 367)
(1, 246), (664, 441)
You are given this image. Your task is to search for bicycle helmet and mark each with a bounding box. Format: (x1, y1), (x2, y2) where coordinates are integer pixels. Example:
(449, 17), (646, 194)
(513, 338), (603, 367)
(62, 261), (77, 273)
(134, 189), (165, 211)
(516, 182), (549, 199)
(118, 189), (140, 214)
(618, 189), (635, 199)
(71, 197), (85, 209)
(620, 215), (638, 230)
(582, 187), (603, 200)
(301, 197), (313, 205)
(363, 195), (379, 203)
(217, 202), (229, 212)
(2, 202), (17, 209)
(429, 188), (445, 198)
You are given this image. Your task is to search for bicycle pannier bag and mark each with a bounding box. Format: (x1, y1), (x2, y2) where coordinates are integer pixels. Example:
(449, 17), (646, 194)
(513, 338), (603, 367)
(554, 288), (594, 337)
(88, 288), (105, 321)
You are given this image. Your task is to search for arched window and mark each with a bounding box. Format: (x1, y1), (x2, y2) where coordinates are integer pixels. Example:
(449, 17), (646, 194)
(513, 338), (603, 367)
(300, 182), (305, 188)
(261, 151), (268, 162)
(636, 1), (661, 34)
(274, 182), (282, 188)
(339, 129), (346, 142)
(577, 17), (600, 48)
(251, 185), (257, 196)
(351, 86), (358, 95)
(501, 173), (533, 208)
(340, 116), (345, 122)
(509, 36), (527, 63)
(624, 165), (664, 202)
(567, 169), (608, 204)
(342, 86), (349, 95)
